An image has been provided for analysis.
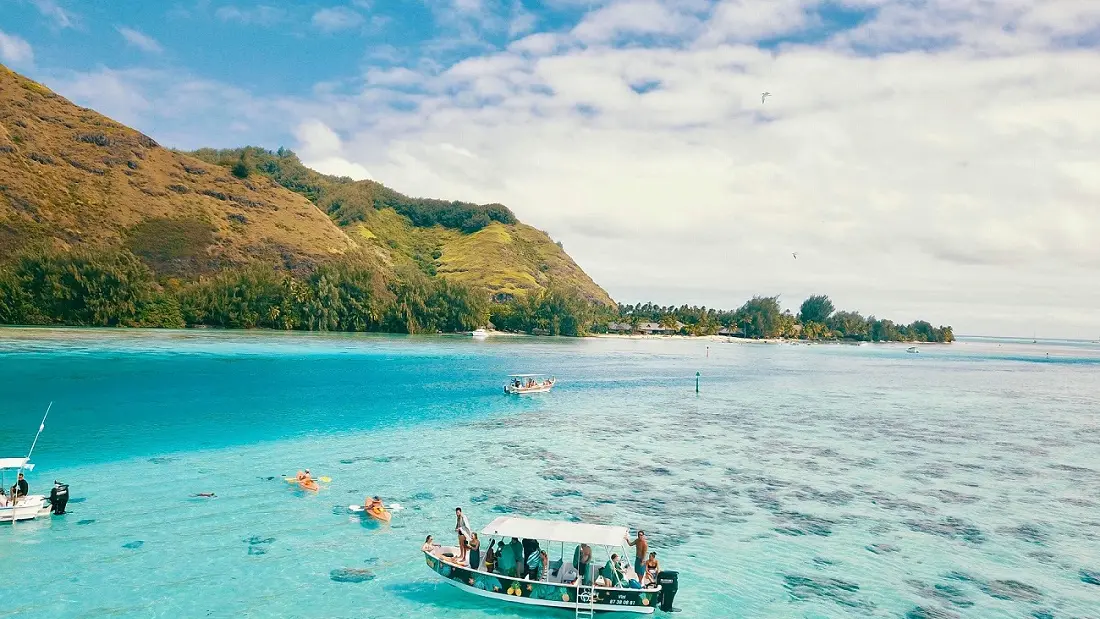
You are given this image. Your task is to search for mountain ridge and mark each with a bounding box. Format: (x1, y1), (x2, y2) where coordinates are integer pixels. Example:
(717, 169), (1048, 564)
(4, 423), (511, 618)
(0, 63), (612, 308)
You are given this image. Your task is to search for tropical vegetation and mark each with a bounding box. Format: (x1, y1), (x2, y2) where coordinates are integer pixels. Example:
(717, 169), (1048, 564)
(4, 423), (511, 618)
(613, 294), (954, 342)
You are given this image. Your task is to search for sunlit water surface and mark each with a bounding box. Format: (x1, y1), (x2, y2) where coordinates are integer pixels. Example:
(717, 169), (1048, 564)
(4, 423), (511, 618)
(1, 329), (1098, 618)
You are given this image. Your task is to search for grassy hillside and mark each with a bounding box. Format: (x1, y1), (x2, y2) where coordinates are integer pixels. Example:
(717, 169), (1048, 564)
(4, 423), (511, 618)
(188, 147), (614, 306)
(0, 65), (358, 276)
(0, 63), (613, 336)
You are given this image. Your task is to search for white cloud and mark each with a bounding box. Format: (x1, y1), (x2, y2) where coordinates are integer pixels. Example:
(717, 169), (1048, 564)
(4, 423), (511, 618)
(699, 0), (814, 44)
(30, 0), (74, 29)
(294, 119), (373, 180)
(215, 5), (285, 25)
(116, 27), (163, 54)
(0, 30), (34, 66)
(572, 0), (702, 43)
(311, 6), (365, 32)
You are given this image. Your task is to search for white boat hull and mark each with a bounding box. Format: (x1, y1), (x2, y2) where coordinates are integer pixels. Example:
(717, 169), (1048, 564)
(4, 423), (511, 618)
(424, 552), (657, 614)
(434, 570), (655, 614)
(0, 495), (49, 523)
(504, 384), (554, 394)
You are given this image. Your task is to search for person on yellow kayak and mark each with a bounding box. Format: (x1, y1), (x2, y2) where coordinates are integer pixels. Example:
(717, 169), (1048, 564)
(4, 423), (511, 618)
(363, 496), (391, 522)
(296, 469), (319, 491)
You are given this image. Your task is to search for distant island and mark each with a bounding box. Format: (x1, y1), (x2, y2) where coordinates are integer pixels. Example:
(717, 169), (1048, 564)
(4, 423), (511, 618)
(0, 64), (951, 342)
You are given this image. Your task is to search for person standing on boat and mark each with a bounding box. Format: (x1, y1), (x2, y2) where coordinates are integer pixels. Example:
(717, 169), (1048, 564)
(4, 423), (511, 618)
(509, 537), (524, 578)
(454, 507), (472, 545)
(468, 533), (482, 570)
(626, 530), (648, 581)
(11, 472), (28, 499)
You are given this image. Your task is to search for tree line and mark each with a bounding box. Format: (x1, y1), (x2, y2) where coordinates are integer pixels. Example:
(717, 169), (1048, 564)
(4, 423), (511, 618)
(0, 248), (488, 334)
(0, 249), (952, 342)
(613, 295), (954, 342)
(186, 147), (517, 233)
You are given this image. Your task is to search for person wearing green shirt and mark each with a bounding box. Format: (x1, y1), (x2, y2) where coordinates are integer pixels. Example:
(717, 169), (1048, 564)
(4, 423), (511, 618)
(602, 553), (625, 587)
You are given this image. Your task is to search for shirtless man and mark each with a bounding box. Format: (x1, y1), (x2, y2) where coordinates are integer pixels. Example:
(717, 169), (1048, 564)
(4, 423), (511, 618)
(626, 530), (648, 582)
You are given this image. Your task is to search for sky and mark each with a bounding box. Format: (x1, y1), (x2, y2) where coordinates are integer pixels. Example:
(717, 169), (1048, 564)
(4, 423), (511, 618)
(1, 0), (1099, 338)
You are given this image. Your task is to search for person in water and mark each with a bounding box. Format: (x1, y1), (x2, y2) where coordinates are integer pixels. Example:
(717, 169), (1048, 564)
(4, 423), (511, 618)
(422, 535), (436, 552)
(191, 493), (216, 498)
(468, 532), (481, 570)
(11, 472), (29, 499)
(626, 530), (648, 581)
(644, 552), (660, 586)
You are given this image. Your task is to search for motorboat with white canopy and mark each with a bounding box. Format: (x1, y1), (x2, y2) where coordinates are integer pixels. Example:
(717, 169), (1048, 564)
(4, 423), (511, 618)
(0, 458), (51, 523)
(1, 403), (69, 524)
(422, 515), (679, 615)
(504, 374), (556, 395)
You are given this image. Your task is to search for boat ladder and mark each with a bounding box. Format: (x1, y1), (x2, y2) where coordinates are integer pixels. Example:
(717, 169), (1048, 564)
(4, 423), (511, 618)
(576, 582), (596, 619)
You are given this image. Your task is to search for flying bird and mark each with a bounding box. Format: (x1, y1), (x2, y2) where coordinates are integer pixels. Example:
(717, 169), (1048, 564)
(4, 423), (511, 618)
(761, 92), (771, 103)
(792, 252), (798, 259)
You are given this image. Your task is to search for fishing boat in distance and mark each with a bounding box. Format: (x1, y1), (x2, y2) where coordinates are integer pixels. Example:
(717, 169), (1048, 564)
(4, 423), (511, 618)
(906, 346), (919, 354)
(2, 403), (65, 524)
(469, 328), (490, 339)
(422, 516), (678, 614)
(504, 374), (556, 394)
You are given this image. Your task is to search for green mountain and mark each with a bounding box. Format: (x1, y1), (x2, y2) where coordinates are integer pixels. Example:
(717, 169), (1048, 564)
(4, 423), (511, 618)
(186, 147), (613, 306)
(0, 64), (612, 332)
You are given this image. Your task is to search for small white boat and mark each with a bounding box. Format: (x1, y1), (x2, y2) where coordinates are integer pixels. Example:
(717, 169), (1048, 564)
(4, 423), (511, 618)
(2, 403), (65, 524)
(469, 328), (489, 339)
(423, 516), (677, 614)
(906, 346), (919, 354)
(0, 458), (50, 523)
(504, 374), (555, 395)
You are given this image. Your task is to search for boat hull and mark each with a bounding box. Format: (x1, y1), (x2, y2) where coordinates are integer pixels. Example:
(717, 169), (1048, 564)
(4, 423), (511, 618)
(0, 495), (49, 523)
(424, 552), (657, 614)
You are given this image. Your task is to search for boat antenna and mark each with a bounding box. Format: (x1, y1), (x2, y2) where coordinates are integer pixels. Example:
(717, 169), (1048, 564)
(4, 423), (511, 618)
(19, 401), (52, 479)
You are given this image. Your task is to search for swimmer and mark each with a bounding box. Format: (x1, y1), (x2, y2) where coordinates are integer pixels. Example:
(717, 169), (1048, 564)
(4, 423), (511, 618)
(191, 493), (216, 498)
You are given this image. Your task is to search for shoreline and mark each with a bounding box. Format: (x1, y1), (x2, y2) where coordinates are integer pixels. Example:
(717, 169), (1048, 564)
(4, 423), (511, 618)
(586, 333), (952, 345)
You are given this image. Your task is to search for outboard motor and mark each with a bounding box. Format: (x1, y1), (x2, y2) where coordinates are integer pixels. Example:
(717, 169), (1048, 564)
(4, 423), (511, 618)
(657, 571), (678, 612)
(49, 481), (69, 515)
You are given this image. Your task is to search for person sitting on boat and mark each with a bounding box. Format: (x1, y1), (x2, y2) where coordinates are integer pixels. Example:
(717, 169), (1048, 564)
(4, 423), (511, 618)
(11, 472), (28, 499)
(296, 470), (312, 484)
(0, 488), (8, 508)
(644, 552), (660, 586)
(601, 553), (625, 587)
(365, 496), (384, 513)
(483, 540), (497, 573)
(422, 535), (436, 552)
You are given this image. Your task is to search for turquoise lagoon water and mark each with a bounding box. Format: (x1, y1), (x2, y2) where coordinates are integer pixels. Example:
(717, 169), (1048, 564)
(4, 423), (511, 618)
(1, 329), (1098, 618)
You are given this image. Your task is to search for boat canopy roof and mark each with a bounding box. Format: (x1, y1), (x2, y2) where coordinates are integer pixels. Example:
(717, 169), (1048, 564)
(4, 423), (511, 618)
(507, 374), (545, 377)
(481, 516), (628, 548)
(0, 458), (33, 471)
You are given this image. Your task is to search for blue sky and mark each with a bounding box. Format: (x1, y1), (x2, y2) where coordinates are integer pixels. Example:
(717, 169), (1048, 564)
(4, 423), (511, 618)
(2, 0), (1099, 337)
